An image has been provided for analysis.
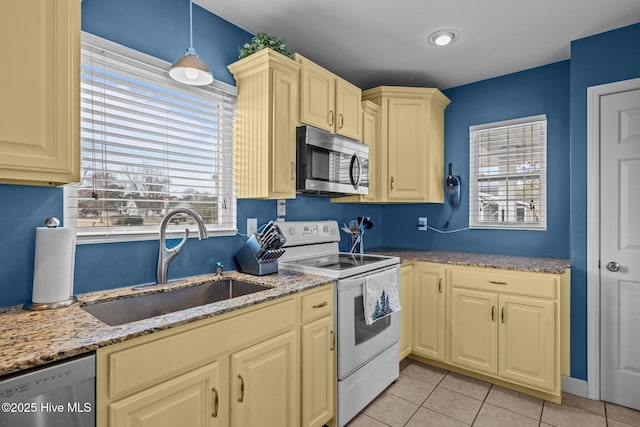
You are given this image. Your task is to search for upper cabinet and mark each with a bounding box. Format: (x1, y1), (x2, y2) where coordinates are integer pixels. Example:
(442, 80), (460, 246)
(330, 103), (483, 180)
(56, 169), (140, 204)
(362, 86), (450, 203)
(228, 49), (300, 199)
(296, 54), (362, 141)
(0, 0), (80, 186)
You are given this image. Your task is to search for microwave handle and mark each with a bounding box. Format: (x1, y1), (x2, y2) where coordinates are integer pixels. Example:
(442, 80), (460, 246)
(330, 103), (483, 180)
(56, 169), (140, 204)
(349, 154), (362, 189)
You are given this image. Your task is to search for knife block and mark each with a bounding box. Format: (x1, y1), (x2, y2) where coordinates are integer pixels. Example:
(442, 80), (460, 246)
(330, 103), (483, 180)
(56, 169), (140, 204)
(234, 236), (279, 276)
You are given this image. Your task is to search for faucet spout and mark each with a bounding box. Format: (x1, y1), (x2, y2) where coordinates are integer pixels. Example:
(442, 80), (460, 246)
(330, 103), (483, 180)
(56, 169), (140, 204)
(157, 208), (209, 284)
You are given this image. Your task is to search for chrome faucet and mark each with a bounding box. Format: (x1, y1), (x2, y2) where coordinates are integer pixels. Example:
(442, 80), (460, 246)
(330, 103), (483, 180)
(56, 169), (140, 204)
(157, 208), (209, 284)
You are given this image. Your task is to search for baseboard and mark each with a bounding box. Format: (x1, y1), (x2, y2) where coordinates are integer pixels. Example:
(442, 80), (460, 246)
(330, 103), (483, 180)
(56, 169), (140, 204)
(563, 376), (589, 398)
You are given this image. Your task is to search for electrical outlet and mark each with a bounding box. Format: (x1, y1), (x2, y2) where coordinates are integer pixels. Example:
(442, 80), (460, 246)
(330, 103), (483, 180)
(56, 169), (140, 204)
(418, 217), (428, 231)
(277, 199), (286, 217)
(247, 218), (257, 236)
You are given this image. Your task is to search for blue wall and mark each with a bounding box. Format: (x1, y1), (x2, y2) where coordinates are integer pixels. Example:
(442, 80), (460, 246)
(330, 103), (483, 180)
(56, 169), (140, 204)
(381, 61), (571, 260)
(568, 23), (640, 381)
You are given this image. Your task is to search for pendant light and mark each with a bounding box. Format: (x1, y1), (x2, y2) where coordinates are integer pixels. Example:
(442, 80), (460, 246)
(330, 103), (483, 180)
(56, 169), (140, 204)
(169, 0), (213, 85)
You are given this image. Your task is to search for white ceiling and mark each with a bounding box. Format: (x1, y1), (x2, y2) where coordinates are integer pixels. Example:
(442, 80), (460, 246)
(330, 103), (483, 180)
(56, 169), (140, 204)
(195, 0), (640, 90)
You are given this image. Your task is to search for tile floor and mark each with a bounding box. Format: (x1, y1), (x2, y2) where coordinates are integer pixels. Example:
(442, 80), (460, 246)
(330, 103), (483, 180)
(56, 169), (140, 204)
(347, 360), (640, 427)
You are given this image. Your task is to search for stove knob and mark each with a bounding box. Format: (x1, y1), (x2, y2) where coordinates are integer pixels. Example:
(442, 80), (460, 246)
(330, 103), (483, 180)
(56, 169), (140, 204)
(288, 227), (296, 235)
(323, 225), (329, 233)
(331, 227), (337, 235)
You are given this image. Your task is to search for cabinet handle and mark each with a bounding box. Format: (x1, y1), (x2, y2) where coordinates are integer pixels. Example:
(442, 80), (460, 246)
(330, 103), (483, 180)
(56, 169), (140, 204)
(438, 278), (443, 293)
(489, 280), (507, 285)
(491, 305), (496, 321)
(501, 307), (505, 323)
(390, 176), (394, 190)
(313, 301), (328, 308)
(329, 110), (335, 126)
(211, 387), (219, 417)
(290, 162), (295, 181)
(339, 113), (344, 129)
(330, 330), (335, 351)
(238, 375), (245, 402)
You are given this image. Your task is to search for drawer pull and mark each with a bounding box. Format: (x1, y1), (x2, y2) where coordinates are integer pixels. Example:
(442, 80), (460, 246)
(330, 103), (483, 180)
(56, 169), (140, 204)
(211, 387), (219, 417)
(313, 301), (328, 309)
(330, 330), (335, 351)
(238, 375), (245, 402)
(329, 110), (335, 126)
(290, 162), (295, 181)
(489, 280), (508, 285)
(501, 307), (505, 323)
(438, 278), (443, 293)
(491, 305), (496, 321)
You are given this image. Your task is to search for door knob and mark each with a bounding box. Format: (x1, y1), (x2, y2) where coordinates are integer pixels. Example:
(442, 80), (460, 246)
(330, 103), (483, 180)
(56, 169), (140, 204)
(606, 261), (621, 272)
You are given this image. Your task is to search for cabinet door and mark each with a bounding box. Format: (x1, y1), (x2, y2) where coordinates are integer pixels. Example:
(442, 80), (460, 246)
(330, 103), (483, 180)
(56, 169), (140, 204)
(109, 362), (222, 427)
(499, 295), (555, 391)
(271, 66), (299, 197)
(450, 287), (498, 375)
(335, 79), (362, 140)
(231, 330), (299, 427)
(299, 58), (335, 132)
(413, 264), (446, 361)
(301, 316), (335, 427)
(399, 264), (414, 359)
(386, 97), (427, 201)
(0, 0), (80, 185)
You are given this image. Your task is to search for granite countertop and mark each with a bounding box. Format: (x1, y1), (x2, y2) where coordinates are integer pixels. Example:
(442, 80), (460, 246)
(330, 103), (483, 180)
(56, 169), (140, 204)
(369, 248), (570, 274)
(0, 270), (333, 377)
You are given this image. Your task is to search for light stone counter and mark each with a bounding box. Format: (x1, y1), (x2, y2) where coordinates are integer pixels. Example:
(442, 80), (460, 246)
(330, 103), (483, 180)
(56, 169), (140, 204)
(0, 270), (333, 377)
(368, 248), (570, 274)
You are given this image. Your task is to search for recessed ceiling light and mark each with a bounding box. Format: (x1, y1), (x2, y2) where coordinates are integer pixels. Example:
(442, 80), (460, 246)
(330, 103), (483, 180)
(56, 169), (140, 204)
(428, 29), (460, 46)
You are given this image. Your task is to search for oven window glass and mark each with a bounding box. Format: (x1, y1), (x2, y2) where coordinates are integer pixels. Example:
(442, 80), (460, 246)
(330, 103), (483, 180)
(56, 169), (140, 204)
(354, 295), (390, 345)
(310, 149), (330, 181)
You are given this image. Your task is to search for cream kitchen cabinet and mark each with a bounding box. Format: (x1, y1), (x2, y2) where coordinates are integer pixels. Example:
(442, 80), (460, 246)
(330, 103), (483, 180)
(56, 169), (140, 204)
(296, 54), (362, 141)
(300, 287), (335, 427)
(228, 48), (300, 199)
(0, 0), (80, 186)
(361, 87), (450, 203)
(97, 285), (336, 427)
(398, 264), (414, 360)
(448, 267), (561, 395)
(412, 263), (446, 362)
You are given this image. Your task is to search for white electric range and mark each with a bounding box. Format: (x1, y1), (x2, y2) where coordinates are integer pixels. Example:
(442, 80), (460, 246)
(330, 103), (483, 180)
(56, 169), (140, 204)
(278, 220), (400, 427)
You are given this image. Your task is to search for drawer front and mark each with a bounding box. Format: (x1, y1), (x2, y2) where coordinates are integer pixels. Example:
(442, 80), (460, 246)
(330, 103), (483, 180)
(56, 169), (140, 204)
(107, 298), (295, 400)
(301, 286), (334, 324)
(450, 268), (557, 299)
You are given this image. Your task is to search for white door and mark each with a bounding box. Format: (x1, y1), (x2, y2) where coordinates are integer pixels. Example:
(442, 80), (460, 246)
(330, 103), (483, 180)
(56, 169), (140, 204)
(600, 87), (640, 410)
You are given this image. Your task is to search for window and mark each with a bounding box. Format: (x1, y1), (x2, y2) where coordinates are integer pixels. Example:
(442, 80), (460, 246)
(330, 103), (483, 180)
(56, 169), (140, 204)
(65, 33), (237, 242)
(469, 115), (546, 230)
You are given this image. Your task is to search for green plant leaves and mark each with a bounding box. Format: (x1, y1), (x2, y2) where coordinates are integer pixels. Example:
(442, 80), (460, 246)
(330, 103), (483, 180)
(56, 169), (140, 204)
(238, 33), (293, 59)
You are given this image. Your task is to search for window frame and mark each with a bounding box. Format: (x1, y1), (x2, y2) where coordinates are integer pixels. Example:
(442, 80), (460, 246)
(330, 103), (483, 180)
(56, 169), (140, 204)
(65, 32), (238, 244)
(468, 114), (547, 231)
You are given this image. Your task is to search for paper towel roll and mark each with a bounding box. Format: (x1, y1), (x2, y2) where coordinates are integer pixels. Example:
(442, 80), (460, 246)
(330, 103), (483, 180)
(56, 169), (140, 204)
(32, 227), (76, 304)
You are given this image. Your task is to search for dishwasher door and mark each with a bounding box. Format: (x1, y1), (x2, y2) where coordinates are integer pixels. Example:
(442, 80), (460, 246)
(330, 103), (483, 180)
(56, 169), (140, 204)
(0, 353), (95, 427)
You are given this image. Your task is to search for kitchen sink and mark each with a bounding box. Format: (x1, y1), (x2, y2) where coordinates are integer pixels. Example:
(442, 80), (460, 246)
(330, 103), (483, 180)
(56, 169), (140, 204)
(81, 279), (271, 326)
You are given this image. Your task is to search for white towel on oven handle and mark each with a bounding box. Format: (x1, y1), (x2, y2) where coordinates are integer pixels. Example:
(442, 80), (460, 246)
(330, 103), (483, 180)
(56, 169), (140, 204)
(363, 267), (401, 325)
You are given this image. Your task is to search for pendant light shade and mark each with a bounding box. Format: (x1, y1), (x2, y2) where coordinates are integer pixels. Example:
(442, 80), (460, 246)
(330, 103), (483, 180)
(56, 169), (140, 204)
(169, 0), (213, 86)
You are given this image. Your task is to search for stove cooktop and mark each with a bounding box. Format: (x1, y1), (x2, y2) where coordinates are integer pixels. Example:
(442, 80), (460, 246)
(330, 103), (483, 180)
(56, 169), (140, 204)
(279, 252), (399, 279)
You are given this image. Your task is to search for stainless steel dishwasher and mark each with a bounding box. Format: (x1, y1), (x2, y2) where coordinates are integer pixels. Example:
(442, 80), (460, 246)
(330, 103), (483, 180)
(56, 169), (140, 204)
(0, 353), (95, 427)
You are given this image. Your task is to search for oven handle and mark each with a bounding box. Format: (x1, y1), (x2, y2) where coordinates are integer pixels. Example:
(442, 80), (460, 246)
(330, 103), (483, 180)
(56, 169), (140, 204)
(349, 154), (362, 189)
(337, 265), (400, 288)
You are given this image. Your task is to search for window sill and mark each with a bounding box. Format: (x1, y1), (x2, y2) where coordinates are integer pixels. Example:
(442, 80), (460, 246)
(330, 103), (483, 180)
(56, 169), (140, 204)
(75, 228), (238, 245)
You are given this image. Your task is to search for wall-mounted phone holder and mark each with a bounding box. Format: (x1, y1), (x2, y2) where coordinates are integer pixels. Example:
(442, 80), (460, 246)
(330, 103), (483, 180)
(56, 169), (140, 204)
(446, 163), (461, 208)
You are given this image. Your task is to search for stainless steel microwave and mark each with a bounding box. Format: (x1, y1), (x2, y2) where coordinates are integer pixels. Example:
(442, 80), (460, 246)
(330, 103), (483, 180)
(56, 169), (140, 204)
(296, 125), (369, 197)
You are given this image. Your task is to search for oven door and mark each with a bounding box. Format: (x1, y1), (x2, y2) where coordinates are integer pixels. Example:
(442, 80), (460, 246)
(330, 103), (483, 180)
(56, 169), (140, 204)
(337, 265), (400, 379)
(297, 125), (369, 195)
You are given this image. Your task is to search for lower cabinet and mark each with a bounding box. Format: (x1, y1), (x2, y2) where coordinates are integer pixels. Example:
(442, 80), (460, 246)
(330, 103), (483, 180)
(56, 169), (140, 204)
(96, 285), (335, 427)
(402, 261), (569, 403)
(398, 264), (413, 360)
(412, 264), (446, 362)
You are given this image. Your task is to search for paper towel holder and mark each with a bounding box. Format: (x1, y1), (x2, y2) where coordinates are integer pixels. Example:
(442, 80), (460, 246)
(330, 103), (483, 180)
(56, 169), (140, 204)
(24, 218), (78, 311)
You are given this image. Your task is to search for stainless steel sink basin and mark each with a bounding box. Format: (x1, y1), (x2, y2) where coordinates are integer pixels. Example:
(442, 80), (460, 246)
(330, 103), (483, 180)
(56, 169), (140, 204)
(81, 279), (270, 326)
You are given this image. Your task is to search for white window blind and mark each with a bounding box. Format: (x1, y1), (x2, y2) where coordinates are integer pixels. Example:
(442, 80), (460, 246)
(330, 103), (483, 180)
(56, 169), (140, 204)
(66, 33), (237, 242)
(469, 115), (547, 230)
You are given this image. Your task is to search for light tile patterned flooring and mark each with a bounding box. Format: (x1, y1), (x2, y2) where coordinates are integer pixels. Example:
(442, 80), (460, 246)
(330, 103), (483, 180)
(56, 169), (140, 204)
(347, 360), (640, 427)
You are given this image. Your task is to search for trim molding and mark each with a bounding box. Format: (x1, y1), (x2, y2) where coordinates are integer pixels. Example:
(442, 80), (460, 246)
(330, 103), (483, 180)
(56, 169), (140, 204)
(586, 77), (640, 401)
(563, 376), (589, 398)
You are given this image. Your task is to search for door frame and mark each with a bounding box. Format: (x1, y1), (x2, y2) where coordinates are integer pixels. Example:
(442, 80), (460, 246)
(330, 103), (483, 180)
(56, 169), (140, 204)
(586, 77), (640, 400)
